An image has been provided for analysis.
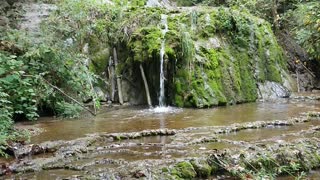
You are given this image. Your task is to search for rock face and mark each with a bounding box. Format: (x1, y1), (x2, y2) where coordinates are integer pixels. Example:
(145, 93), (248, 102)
(119, 6), (292, 107)
(20, 3), (56, 37)
(41, 0), (293, 107)
(1, 1), (56, 39)
(146, 0), (172, 8)
(258, 81), (291, 100)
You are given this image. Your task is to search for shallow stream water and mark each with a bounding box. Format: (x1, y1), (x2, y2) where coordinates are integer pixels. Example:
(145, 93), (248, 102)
(21, 99), (320, 143)
(2, 96), (320, 179)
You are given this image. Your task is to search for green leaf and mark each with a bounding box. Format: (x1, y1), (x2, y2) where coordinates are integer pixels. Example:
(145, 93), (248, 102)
(0, 68), (5, 75)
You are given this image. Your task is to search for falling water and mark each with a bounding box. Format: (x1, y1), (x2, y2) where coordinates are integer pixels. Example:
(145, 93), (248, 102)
(190, 11), (197, 32)
(159, 14), (168, 107)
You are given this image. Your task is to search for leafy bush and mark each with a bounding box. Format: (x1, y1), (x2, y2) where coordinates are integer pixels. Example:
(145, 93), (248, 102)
(0, 0), (101, 154)
(55, 101), (82, 118)
(0, 53), (38, 120)
(287, 1), (320, 60)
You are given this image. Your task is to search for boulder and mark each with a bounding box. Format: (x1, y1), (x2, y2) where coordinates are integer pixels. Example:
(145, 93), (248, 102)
(258, 81), (291, 100)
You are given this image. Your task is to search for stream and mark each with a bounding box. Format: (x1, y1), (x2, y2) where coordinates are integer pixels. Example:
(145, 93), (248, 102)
(2, 94), (320, 179)
(21, 99), (320, 143)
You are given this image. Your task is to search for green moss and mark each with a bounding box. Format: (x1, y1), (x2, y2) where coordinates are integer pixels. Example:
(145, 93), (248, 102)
(162, 167), (169, 172)
(171, 161), (197, 179)
(254, 21), (286, 84)
(130, 0), (147, 7)
(199, 24), (216, 38)
(122, 7), (287, 108)
(129, 26), (162, 62)
(165, 46), (176, 59)
(174, 95), (184, 107)
(190, 159), (212, 178)
(90, 48), (110, 75)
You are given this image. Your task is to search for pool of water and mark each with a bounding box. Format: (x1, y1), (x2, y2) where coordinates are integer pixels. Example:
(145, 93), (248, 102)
(17, 99), (320, 144)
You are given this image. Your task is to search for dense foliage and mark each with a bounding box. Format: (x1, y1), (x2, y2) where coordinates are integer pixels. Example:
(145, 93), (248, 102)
(284, 1), (320, 60)
(174, 0), (320, 61)
(0, 1), (100, 154)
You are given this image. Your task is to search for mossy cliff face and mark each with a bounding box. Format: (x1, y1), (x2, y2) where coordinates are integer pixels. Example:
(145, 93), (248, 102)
(125, 7), (287, 107)
(70, 0), (289, 107)
(15, 0), (290, 107)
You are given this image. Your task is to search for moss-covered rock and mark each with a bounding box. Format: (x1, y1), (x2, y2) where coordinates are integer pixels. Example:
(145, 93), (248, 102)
(89, 48), (110, 75)
(170, 161), (197, 179)
(83, 3), (290, 107)
(190, 158), (213, 178)
(161, 8), (288, 107)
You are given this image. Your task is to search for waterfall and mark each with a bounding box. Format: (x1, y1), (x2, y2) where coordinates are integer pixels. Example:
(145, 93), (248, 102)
(205, 14), (211, 25)
(190, 11), (197, 32)
(151, 14), (180, 113)
(159, 14), (168, 107)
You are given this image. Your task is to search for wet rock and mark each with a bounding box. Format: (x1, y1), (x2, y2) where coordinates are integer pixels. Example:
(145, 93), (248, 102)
(20, 3), (57, 37)
(302, 111), (320, 117)
(0, 163), (12, 176)
(246, 123), (257, 129)
(30, 144), (45, 155)
(105, 128), (176, 141)
(0, 16), (9, 27)
(188, 136), (217, 145)
(274, 120), (290, 126)
(94, 87), (108, 102)
(132, 170), (146, 178)
(258, 81), (291, 100)
(291, 95), (320, 101)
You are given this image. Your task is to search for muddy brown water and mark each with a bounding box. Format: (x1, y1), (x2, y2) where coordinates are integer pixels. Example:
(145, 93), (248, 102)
(3, 98), (320, 179)
(18, 99), (320, 144)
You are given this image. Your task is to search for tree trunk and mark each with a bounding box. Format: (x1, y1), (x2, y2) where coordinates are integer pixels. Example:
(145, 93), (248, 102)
(140, 64), (152, 107)
(113, 47), (123, 105)
(272, 0), (280, 32)
(296, 70), (300, 93)
(86, 64), (97, 114)
(109, 57), (116, 102)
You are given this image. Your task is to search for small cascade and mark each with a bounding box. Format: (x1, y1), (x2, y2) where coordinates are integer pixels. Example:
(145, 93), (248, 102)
(20, 3), (57, 39)
(190, 11), (197, 32)
(181, 31), (194, 75)
(205, 14), (211, 25)
(150, 14), (171, 113)
(159, 14), (168, 107)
